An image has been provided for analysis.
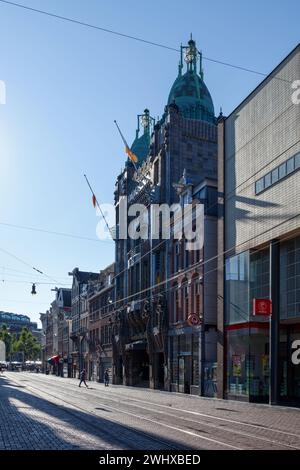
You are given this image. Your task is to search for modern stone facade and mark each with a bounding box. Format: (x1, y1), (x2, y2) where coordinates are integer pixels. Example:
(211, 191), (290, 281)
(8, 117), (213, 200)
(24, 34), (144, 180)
(217, 44), (300, 405)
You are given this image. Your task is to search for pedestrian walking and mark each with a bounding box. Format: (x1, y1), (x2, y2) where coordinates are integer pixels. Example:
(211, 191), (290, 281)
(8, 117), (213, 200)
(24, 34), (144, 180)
(78, 368), (88, 388)
(104, 369), (109, 387)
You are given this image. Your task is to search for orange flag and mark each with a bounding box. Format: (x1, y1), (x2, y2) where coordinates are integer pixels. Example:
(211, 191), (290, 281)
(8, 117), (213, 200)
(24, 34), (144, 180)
(125, 145), (138, 163)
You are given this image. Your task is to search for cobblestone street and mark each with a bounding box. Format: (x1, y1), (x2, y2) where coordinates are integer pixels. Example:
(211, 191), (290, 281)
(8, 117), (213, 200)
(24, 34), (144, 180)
(1, 371), (300, 450)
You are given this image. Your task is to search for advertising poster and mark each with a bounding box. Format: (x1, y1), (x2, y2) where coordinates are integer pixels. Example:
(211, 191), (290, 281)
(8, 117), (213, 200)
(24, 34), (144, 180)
(262, 355), (269, 376)
(232, 355), (242, 377)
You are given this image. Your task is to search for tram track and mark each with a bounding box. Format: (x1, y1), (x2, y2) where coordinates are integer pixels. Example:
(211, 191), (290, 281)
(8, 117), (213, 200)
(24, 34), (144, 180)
(8, 373), (300, 450)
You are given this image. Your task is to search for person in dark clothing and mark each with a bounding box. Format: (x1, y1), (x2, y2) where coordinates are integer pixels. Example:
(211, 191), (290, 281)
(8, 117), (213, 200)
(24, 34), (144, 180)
(78, 368), (88, 388)
(104, 369), (109, 387)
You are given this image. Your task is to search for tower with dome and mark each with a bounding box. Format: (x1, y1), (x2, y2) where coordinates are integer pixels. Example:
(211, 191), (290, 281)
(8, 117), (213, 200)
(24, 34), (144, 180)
(112, 37), (218, 396)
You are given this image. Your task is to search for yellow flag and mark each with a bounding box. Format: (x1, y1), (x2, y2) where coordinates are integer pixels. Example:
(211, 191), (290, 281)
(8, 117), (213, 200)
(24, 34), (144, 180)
(125, 145), (138, 163)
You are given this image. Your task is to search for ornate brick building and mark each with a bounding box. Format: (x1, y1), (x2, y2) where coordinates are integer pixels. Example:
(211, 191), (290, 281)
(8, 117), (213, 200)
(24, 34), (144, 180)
(112, 37), (218, 394)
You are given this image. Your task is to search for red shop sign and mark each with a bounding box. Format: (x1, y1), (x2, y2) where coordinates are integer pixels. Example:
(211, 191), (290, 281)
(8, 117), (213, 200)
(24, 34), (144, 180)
(253, 298), (272, 316)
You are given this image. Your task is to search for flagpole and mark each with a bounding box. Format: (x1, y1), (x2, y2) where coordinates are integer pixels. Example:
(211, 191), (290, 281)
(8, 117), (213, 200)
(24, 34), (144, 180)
(114, 120), (138, 172)
(84, 174), (114, 240)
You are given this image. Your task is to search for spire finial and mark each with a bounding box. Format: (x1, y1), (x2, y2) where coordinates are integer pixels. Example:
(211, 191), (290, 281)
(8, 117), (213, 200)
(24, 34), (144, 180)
(217, 107), (224, 122)
(178, 61), (182, 76)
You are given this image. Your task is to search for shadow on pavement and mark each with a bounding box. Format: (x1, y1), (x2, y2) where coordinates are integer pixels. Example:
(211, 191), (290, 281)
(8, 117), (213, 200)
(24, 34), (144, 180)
(0, 375), (189, 451)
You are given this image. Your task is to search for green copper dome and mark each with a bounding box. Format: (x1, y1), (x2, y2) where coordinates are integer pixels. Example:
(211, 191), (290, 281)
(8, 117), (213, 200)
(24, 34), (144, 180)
(167, 38), (215, 123)
(131, 131), (150, 162)
(129, 109), (154, 166)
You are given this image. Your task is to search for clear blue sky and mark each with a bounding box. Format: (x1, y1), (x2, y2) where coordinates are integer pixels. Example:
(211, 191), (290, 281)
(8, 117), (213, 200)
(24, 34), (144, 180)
(0, 0), (299, 326)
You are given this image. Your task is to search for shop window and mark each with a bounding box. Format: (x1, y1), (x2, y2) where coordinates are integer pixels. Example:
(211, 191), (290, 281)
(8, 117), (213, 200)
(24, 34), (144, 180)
(192, 336), (199, 386)
(280, 235), (300, 320)
(249, 249), (270, 311)
(225, 252), (249, 325)
(226, 328), (269, 401)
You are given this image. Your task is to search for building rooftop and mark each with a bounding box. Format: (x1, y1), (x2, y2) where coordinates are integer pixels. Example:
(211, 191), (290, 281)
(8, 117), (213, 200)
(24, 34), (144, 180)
(0, 311), (31, 323)
(167, 38), (215, 123)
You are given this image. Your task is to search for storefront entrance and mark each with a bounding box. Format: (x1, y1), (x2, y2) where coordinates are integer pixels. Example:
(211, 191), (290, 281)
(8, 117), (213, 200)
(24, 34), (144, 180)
(131, 349), (149, 387)
(279, 321), (300, 405)
(156, 353), (165, 389)
(179, 355), (191, 394)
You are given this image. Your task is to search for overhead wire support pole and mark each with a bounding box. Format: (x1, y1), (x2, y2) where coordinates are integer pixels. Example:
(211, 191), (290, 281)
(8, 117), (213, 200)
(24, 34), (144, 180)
(84, 174), (114, 240)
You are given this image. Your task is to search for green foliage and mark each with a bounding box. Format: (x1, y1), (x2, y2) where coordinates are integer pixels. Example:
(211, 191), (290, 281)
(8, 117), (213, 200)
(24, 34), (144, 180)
(0, 325), (41, 361)
(0, 324), (13, 360)
(15, 327), (41, 361)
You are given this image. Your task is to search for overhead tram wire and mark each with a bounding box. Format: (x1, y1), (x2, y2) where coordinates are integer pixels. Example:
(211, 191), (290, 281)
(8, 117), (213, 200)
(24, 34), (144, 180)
(0, 271), (69, 282)
(2, 138), (299, 290)
(0, 264), (69, 282)
(2, 136), (298, 290)
(0, 279), (68, 286)
(0, 247), (61, 285)
(91, 212), (300, 314)
(0, 3), (297, 300)
(0, 221), (113, 244)
(91, 158), (300, 290)
(0, 0), (294, 83)
(1, 298), (53, 305)
(100, 225), (300, 318)
(0, 5), (296, 280)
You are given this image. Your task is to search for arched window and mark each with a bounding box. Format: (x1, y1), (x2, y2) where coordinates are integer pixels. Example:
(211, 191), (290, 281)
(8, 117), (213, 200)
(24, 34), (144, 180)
(191, 273), (200, 313)
(172, 282), (179, 323)
(195, 277), (202, 317)
(181, 278), (189, 321)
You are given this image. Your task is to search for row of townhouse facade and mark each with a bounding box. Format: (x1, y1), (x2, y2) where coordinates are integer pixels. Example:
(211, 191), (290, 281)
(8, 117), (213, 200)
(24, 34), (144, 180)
(40, 265), (116, 382)
(41, 39), (300, 406)
(40, 288), (72, 376)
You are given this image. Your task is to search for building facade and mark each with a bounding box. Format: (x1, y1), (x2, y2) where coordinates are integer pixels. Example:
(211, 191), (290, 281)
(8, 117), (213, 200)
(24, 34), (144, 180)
(112, 38), (218, 394)
(88, 263), (115, 382)
(168, 175), (218, 396)
(69, 268), (99, 377)
(40, 288), (71, 375)
(0, 311), (40, 337)
(40, 309), (53, 372)
(217, 44), (300, 405)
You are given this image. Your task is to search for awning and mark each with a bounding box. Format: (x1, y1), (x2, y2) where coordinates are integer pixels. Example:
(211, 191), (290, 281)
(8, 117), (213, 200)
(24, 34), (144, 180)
(47, 355), (60, 364)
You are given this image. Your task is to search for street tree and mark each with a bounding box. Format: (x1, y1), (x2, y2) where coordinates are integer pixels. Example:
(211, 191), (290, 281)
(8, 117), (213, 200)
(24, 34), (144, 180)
(15, 327), (41, 361)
